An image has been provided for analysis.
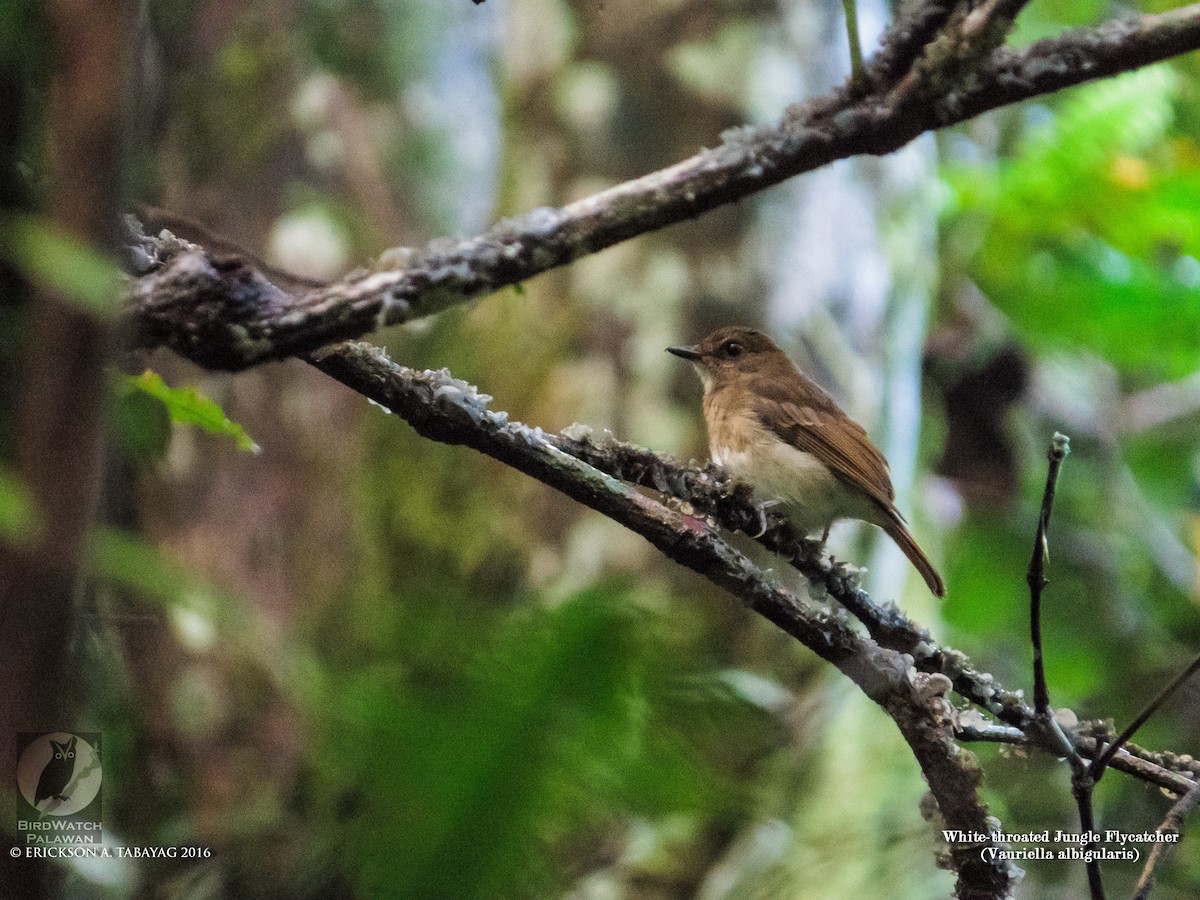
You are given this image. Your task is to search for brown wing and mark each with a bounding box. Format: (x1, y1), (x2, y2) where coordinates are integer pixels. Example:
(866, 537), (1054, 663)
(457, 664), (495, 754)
(751, 375), (899, 515)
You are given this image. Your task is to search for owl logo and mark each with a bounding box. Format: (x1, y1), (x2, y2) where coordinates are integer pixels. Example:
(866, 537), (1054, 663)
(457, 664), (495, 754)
(15, 732), (103, 816)
(34, 736), (77, 806)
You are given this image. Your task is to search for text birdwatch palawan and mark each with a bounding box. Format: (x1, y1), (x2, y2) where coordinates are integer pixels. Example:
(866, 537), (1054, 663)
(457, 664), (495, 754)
(668, 326), (945, 597)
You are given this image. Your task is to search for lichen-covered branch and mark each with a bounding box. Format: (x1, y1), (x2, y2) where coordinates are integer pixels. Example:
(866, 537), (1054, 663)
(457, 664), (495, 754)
(549, 422), (1200, 797)
(308, 342), (1018, 899)
(126, 4), (1200, 370)
(304, 343), (1200, 898)
(548, 428), (1039, 724)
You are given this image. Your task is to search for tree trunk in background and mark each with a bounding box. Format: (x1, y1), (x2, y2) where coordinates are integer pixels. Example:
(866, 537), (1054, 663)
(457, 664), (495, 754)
(0, 2), (131, 894)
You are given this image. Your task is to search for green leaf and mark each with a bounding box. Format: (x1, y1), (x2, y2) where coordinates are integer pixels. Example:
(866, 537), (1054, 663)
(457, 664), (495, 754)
(0, 214), (124, 316)
(121, 371), (260, 453)
(110, 384), (173, 464)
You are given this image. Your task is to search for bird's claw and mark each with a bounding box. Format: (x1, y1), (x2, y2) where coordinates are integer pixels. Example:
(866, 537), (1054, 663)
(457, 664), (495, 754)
(750, 499), (780, 539)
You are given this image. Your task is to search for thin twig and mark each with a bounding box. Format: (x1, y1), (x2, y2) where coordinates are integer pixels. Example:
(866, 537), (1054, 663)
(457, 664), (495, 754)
(1089, 651), (1200, 781)
(958, 725), (1198, 795)
(1028, 432), (1070, 715)
(842, 0), (865, 82)
(1074, 781), (1104, 900)
(1025, 434), (1107, 899)
(1132, 779), (1200, 900)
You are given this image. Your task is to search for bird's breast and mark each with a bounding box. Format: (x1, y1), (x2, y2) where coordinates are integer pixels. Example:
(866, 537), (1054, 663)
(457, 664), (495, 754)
(704, 389), (870, 535)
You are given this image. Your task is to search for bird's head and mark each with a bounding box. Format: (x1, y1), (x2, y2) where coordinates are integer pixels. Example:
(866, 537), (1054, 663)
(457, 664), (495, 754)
(667, 326), (790, 388)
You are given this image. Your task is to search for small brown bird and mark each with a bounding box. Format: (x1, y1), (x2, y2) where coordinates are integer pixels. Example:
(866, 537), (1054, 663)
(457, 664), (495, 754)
(668, 326), (945, 597)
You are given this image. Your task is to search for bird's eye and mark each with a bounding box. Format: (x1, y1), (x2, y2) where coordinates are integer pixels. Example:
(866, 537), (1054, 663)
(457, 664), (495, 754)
(721, 340), (744, 358)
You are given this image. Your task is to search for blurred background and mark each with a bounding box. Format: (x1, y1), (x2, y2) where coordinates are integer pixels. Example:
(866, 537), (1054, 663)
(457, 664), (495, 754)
(3, 0), (1200, 897)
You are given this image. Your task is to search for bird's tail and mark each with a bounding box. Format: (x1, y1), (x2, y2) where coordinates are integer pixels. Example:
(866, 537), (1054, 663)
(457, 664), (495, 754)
(882, 514), (945, 598)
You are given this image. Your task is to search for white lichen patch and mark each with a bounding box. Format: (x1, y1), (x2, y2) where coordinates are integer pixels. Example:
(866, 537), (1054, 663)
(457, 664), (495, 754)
(377, 245), (417, 271)
(417, 367), (503, 428)
(560, 422), (594, 442)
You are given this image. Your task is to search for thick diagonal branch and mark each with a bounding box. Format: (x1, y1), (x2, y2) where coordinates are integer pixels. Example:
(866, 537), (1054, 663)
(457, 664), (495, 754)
(548, 424), (1200, 796)
(127, 6), (1200, 370)
(310, 344), (1200, 803)
(309, 342), (1017, 899)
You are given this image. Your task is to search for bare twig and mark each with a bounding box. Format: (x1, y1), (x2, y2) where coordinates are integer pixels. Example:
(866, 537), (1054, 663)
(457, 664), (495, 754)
(1088, 652), (1200, 781)
(1028, 433), (1070, 715)
(956, 725), (1198, 796)
(1075, 781), (1104, 900)
(1132, 779), (1200, 900)
(1024, 434), (1108, 899)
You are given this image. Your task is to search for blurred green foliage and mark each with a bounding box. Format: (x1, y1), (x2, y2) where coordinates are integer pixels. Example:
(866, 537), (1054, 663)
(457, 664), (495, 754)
(299, 0), (434, 99)
(0, 215), (124, 317)
(309, 586), (748, 899)
(939, 44), (1200, 900)
(0, 466), (33, 545)
(945, 66), (1200, 380)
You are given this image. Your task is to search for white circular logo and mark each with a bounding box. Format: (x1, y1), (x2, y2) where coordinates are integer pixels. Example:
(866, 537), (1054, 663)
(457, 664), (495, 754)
(16, 732), (102, 815)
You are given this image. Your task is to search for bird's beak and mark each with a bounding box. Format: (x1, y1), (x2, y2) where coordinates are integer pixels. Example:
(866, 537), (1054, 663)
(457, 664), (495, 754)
(666, 344), (702, 361)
